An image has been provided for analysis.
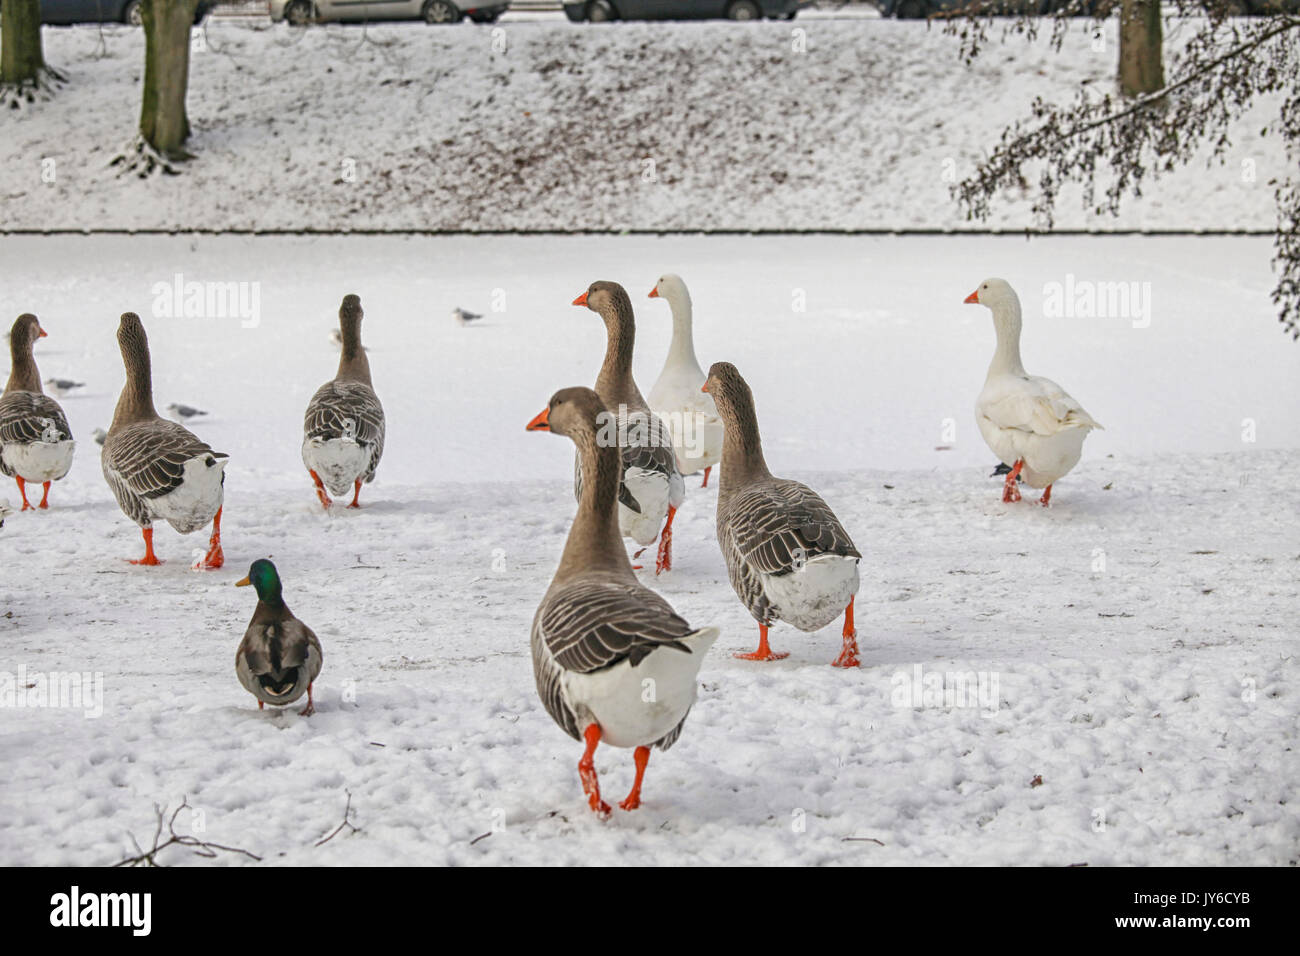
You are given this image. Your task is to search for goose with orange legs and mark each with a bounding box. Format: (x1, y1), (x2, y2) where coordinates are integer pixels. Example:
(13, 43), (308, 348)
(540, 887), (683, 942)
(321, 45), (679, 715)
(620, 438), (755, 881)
(965, 279), (1103, 507)
(0, 314), (75, 511)
(705, 362), (862, 667)
(527, 387), (717, 814)
(101, 313), (226, 568)
(302, 294), (385, 510)
(573, 281), (684, 574)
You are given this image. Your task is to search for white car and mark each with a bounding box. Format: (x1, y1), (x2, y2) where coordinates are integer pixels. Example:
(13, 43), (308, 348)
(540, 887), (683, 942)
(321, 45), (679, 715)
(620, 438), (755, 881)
(270, 0), (509, 25)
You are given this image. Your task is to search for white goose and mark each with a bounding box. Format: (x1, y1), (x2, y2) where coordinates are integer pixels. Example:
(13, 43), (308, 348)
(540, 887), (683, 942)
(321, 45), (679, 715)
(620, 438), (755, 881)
(0, 315), (75, 510)
(527, 387), (717, 814)
(965, 278), (1103, 506)
(646, 274), (724, 487)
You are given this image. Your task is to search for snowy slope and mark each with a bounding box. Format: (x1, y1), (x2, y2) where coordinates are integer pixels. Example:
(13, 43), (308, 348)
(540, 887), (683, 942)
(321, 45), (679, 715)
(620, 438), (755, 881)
(0, 234), (1296, 865)
(0, 18), (1285, 232)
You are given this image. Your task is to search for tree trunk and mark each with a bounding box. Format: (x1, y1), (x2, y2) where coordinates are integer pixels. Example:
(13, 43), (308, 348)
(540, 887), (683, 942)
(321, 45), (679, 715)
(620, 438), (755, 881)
(139, 0), (200, 160)
(1119, 0), (1164, 98)
(1, 0), (46, 88)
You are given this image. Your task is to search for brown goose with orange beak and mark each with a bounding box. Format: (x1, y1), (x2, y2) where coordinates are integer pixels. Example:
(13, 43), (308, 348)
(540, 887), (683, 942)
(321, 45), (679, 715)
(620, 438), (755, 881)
(0, 314), (75, 511)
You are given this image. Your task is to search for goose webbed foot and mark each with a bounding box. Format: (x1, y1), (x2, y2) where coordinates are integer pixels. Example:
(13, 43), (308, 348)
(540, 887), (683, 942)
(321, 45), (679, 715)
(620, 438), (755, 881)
(309, 470), (332, 509)
(831, 596), (861, 668)
(655, 505), (676, 575)
(195, 507), (224, 570)
(39, 481), (50, 509)
(1001, 460), (1024, 503)
(130, 527), (163, 566)
(618, 746), (651, 811)
(15, 477), (33, 511)
(701, 466), (711, 488)
(735, 623), (789, 661)
(298, 683), (315, 717)
(1039, 485), (1052, 508)
(347, 480), (362, 509)
(578, 724), (611, 817)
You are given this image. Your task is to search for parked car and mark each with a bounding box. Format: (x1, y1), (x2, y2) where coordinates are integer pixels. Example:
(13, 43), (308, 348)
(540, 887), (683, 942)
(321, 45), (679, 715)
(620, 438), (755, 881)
(562, 0), (805, 21)
(269, 0), (509, 24)
(27, 0), (214, 25)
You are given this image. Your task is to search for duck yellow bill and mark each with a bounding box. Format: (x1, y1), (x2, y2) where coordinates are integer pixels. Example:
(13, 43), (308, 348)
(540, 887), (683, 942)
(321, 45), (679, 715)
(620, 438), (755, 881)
(526, 407), (550, 431)
(235, 576), (251, 587)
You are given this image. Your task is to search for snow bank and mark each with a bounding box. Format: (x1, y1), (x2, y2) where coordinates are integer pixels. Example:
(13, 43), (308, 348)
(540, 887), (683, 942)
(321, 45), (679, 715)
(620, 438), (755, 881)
(0, 18), (1284, 232)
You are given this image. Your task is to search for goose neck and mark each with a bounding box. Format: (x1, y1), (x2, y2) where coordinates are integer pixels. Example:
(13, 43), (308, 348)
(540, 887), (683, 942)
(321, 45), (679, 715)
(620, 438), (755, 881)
(555, 434), (632, 581)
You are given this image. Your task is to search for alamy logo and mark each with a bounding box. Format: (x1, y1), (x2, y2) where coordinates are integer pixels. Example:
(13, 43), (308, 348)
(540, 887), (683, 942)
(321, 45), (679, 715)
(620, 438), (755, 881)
(151, 272), (261, 328)
(1042, 274), (1152, 329)
(49, 886), (151, 936)
(0, 667), (103, 718)
(594, 405), (704, 459)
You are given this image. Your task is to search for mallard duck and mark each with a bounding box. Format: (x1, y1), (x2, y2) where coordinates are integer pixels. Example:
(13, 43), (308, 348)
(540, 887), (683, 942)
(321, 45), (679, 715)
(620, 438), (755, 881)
(704, 362), (862, 667)
(527, 387), (717, 814)
(235, 559), (323, 716)
(573, 281), (684, 574)
(0, 314), (76, 511)
(303, 294), (385, 509)
(101, 313), (227, 568)
(965, 278), (1103, 506)
(646, 274), (724, 487)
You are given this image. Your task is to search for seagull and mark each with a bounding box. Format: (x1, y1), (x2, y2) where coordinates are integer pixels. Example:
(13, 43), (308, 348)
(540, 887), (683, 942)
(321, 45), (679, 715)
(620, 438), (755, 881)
(44, 378), (85, 396)
(0, 499), (12, 528)
(452, 307), (482, 326)
(166, 402), (208, 421)
(92, 428), (107, 447)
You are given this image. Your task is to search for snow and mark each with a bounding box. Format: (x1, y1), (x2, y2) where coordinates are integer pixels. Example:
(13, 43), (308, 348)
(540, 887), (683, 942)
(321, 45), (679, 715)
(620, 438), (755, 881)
(0, 233), (1296, 865)
(0, 17), (1285, 232)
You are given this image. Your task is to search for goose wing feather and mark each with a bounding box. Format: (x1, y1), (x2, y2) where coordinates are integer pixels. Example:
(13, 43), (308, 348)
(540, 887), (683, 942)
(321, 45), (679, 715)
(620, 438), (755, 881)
(304, 380), (386, 479)
(102, 419), (224, 502)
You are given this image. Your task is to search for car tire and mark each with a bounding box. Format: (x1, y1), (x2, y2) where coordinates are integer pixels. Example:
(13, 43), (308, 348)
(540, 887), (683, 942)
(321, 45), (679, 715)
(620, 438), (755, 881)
(726, 0), (761, 19)
(284, 1), (315, 26)
(423, 0), (462, 22)
(895, 0), (929, 17)
(123, 0), (143, 25)
(585, 1), (615, 21)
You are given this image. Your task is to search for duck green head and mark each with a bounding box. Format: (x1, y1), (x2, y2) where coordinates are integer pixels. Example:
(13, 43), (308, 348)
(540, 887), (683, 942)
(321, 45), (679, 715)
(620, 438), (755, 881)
(235, 559), (283, 604)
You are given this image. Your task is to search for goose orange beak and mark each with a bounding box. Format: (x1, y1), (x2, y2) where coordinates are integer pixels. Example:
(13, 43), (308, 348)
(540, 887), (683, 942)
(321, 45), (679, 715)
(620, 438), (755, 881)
(701, 383), (709, 393)
(648, 287), (659, 298)
(572, 292), (588, 307)
(964, 289), (980, 304)
(526, 407), (550, 432)
(235, 576), (251, 587)
(38, 329), (47, 338)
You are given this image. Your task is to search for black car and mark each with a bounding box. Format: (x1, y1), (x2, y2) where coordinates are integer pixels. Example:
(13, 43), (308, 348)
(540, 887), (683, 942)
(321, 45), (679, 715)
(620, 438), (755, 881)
(563, 0), (804, 21)
(31, 0), (215, 25)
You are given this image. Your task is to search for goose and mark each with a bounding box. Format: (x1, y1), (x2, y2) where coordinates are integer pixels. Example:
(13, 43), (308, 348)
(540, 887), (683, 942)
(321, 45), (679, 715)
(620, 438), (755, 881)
(102, 313), (227, 568)
(646, 274), (724, 487)
(704, 362), (862, 667)
(0, 315), (75, 511)
(965, 278), (1103, 506)
(302, 294), (385, 509)
(235, 559), (322, 716)
(526, 386), (717, 814)
(573, 281), (684, 574)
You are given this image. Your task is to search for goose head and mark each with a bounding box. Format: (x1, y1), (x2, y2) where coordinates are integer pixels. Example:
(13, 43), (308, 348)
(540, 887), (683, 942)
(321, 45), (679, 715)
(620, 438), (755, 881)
(526, 386), (607, 444)
(236, 558), (284, 605)
(10, 313), (46, 354)
(701, 361), (754, 419)
(572, 280), (631, 318)
(647, 273), (690, 308)
(964, 278), (1020, 314)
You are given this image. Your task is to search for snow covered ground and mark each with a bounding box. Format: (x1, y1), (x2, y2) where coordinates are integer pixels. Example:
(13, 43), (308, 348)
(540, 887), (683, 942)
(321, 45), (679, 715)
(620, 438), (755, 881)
(0, 17), (1285, 232)
(0, 233), (1296, 865)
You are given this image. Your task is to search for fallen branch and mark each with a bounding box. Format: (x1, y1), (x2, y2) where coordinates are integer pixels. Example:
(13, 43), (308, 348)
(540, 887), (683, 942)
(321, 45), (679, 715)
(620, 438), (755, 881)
(113, 797), (262, 867)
